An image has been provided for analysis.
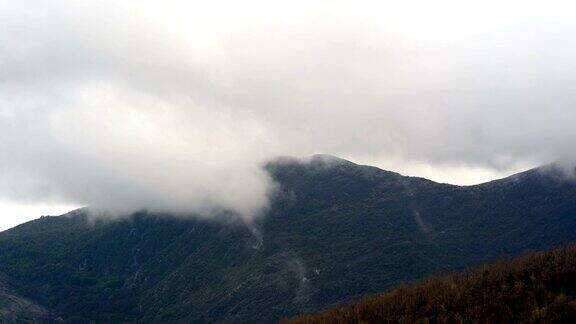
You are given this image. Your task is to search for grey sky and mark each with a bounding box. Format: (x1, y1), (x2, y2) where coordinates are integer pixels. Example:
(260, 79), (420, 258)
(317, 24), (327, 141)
(1, 0), (576, 225)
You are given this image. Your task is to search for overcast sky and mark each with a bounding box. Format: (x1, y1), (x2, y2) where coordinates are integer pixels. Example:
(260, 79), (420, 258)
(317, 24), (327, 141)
(1, 0), (576, 229)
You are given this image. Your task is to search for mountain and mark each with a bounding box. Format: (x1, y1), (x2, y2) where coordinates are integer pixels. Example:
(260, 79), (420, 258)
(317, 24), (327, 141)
(0, 273), (50, 323)
(0, 155), (575, 322)
(287, 245), (576, 323)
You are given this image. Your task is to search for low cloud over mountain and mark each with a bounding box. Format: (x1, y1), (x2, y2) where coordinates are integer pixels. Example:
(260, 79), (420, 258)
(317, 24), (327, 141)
(2, 0), (576, 219)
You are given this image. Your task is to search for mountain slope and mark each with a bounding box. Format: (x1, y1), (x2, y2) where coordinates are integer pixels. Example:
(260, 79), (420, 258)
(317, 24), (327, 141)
(287, 245), (576, 323)
(0, 156), (575, 322)
(0, 273), (50, 323)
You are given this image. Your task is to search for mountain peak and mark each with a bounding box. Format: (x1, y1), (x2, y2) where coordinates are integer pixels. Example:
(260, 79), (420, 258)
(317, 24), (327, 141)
(1, 154), (576, 322)
(268, 154), (354, 166)
(309, 154), (352, 163)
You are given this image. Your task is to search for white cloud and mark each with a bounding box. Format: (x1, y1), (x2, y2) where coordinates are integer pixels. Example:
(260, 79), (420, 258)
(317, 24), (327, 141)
(1, 0), (576, 223)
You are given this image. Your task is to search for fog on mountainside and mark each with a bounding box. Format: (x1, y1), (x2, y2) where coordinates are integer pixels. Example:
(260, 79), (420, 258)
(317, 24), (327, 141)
(2, 1), (576, 323)
(0, 157), (575, 322)
(2, 1), (576, 223)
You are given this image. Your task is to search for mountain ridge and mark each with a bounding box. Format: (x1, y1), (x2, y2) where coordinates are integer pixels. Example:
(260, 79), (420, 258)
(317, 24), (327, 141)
(0, 155), (575, 322)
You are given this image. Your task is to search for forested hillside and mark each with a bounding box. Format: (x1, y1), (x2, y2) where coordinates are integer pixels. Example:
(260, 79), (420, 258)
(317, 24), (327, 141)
(288, 245), (576, 323)
(0, 156), (575, 322)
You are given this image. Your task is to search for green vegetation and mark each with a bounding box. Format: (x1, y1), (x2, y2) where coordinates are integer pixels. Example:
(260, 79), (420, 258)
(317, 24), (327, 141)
(288, 245), (576, 323)
(0, 156), (575, 322)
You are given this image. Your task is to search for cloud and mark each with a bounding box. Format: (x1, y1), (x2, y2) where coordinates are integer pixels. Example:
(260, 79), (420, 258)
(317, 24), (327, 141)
(1, 0), (576, 220)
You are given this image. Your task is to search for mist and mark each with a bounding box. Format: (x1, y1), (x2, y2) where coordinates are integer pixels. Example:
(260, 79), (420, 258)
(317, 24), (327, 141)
(2, 0), (576, 221)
